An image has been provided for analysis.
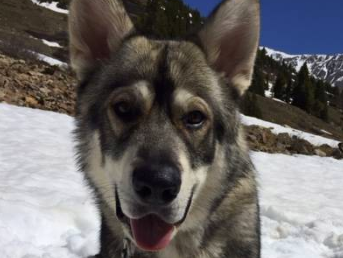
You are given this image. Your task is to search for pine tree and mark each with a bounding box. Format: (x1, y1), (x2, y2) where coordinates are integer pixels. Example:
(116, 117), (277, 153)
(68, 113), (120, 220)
(331, 87), (342, 109)
(292, 63), (310, 110)
(284, 79), (293, 103)
(260, 47), (267, 58)
(304, 78), (315, 113)
(273, 73), (287, 100)
(240, 93), (262, 119)
(311, 80), (329, 121)
(249, 68), (266, 97)
(340, 91), (343, 111)
(140, 0), (202, 38)
(314, 80), (327, 103)
(320, 104), (329, 122)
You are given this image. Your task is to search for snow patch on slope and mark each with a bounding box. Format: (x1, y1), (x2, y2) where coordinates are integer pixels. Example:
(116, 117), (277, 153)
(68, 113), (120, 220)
(30, 0), (69, 14)
(35, 52), (67, 66)
(42, 39), (62, 48)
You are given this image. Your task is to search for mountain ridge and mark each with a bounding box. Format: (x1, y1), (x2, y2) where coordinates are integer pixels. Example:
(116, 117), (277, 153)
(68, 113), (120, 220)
(261, 47), (343, 89)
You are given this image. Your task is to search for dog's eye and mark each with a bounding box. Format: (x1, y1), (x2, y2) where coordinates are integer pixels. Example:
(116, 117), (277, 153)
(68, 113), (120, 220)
(115, 101), (131, 115)
(183, 111), (206, 129)
(113, 101), (139, 122)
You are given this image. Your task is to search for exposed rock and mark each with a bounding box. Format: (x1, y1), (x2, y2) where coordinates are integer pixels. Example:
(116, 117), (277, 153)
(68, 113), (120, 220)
(0, 76), (9, 87)
(339, 143), (343, 153)
(0, 53), (76, 115)
(277, 133), (293, 146)
(245, 125), (341, 159)
(290, 136), (314, 155)
(24, 96), (38, 106)
(317, 144), (335, 157)
(332, 149), (343, 159)
(314, 149), (327, 157)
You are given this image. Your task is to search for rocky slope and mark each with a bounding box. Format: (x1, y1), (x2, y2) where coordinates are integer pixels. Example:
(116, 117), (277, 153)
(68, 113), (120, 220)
(0, 53), (76, 115)
(264, 47), (343, 89)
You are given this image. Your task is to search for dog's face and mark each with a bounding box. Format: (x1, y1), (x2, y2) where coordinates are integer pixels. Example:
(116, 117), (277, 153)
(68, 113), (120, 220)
(69, 0), (259, 252)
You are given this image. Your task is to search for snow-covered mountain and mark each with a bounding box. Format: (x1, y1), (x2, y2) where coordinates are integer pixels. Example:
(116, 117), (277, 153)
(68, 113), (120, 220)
(263, 47), (343, 89)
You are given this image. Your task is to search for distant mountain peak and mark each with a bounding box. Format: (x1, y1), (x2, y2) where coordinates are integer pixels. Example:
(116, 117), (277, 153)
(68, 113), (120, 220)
(260, 47), (343, 88)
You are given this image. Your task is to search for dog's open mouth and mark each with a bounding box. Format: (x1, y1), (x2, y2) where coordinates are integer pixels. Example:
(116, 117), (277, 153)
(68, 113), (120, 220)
(130, 214), (175, 251)
(115, 187), (194, 251)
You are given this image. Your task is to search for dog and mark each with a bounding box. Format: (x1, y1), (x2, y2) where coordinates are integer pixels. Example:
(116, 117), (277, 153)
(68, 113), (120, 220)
(69, 0), (261, 257)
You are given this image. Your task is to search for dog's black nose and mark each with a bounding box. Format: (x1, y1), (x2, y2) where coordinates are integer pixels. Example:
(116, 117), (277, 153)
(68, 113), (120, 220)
(132, 164), (181, 205)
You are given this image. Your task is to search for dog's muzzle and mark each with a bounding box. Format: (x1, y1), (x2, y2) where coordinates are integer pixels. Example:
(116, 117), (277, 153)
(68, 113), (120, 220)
(115, 163), (194, 252)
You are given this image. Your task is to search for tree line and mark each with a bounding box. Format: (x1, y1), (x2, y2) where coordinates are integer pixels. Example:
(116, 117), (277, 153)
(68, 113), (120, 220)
(249, 48), (343, 122)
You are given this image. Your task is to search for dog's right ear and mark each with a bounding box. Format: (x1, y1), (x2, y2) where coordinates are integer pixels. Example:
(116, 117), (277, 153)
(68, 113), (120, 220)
(69, 0), (134, 79)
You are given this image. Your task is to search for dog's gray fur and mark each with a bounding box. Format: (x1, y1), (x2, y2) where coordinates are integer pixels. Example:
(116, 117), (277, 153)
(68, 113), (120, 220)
(69, 0), (261, 257)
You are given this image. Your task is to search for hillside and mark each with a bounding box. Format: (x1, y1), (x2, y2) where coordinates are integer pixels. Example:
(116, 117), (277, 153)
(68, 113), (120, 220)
(0, 0), (202, 62)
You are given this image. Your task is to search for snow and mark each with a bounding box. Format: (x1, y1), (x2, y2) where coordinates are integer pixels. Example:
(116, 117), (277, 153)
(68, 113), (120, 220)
(263, 82), (287, 103)
(42, 39), (62, 48)
(30, 0), (69, 14)
(0, 103), (100, 258)
(321, 129), (333, 136)
(0, 103), (342, 258)
(261, 46), (297, 59)
(272, 98), (287, 104)
(265, 82), (273, 98)
(295, 59), (305, 72)
(241, 114), (340, 148)
(253, 152), (343, 258)
(35, 52), (68, 67)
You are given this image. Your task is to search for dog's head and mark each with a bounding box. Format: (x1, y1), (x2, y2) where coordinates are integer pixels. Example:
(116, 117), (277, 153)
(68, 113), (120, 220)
(69, 0), (260, 252)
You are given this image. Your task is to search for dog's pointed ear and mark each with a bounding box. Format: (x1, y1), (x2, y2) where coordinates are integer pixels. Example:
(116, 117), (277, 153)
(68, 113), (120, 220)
(69, 0), (135, 79)
(199, 0), (260, 96)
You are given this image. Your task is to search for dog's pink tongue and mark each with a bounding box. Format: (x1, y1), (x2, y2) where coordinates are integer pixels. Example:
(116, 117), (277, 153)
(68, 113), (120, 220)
(130, 214), (174, 251)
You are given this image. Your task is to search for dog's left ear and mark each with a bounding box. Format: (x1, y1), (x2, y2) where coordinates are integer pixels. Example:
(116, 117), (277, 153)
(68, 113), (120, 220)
(69, 0), (135, 79)
(199, 0), (260, 96)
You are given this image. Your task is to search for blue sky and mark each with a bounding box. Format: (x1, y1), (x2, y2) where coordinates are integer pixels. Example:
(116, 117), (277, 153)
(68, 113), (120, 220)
(184, 0), (343, 55)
